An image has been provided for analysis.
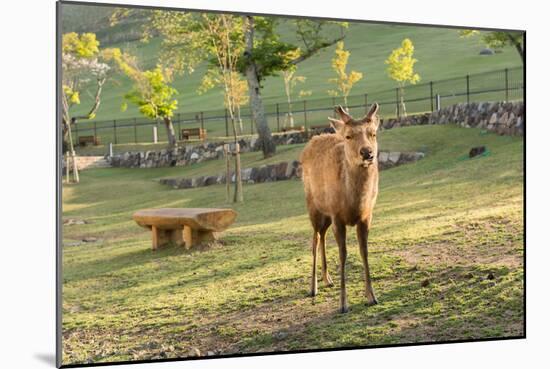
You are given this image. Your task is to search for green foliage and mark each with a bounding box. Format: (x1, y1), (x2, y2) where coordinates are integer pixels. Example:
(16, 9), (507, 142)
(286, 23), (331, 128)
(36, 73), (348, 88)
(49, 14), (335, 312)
(385, 38), (420, 85)
(62, 32), (100, 58)
(460, 30), (524, 52)
(63, 86), (80, 105)
(327, 41), (363, 105)
(124, 66), (178, 120)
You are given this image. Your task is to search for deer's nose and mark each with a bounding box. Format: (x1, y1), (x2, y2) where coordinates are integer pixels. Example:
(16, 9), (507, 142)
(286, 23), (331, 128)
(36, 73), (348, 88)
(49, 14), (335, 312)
(360, 147), (374, 161)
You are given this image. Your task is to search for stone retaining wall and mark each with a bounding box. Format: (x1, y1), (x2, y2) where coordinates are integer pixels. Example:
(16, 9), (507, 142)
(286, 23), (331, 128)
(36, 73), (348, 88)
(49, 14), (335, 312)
(159, 151), (425, 189)
(381, 101), (524, 135)
(107, 101), (523, 169)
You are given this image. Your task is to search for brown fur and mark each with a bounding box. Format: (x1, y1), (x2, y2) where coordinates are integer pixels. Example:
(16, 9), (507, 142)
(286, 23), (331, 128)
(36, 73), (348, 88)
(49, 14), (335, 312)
(300, 104), (380, 313)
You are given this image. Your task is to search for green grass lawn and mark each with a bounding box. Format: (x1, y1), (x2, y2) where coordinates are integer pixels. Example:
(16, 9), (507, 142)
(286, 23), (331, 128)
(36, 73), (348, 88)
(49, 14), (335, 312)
(61, 125), (524, 365)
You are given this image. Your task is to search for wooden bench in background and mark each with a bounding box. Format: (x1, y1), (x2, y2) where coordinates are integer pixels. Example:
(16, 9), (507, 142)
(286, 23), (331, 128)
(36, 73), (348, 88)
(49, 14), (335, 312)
(279, 125), (305, 133)
(308, 124), (335, 136)
(180, 127), (207, 141)
(133, 208), (237, 250)
(78, 135), (101, 146)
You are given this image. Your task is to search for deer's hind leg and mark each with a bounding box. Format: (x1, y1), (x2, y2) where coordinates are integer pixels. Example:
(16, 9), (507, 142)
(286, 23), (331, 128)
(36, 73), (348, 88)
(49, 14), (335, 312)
(318, 216), (333, 287)
(309, 210), (330, 297)
(357, 221), (378, 306)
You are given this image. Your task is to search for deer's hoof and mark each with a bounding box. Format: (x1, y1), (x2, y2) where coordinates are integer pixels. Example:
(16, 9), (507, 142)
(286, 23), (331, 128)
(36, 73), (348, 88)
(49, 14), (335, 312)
(309, 289), (318, 297)
(323, 276), (334, 287)
(339, 306), (350, 314)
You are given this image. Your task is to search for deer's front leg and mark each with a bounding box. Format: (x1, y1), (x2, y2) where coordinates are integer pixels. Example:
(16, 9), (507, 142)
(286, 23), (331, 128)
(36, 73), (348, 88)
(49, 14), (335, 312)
(333, 219), (348, 313)
(357, 221), (378, 306)
(310, 231), (319, 297)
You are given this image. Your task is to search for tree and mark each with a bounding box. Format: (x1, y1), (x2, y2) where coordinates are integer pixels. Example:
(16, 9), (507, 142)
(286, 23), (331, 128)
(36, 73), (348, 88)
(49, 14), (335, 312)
(281, 50), (307, 129)
(111, 9), (346, 158)
(385, 38), (420, 117)
(459, 30), (524, 64)
(327, 41), (363, 109)
(61, 32), (111, 183)
(152, 12), (248, 201)
(240, 17), (346, 157)
(105, 49), (179, 147)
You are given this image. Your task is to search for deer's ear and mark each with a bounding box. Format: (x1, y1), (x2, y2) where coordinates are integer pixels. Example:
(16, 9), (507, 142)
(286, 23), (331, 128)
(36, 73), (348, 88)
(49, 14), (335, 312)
(334, 105), (352, 123)
(361, 102), (380, 125)
(328, 117), (346, 134)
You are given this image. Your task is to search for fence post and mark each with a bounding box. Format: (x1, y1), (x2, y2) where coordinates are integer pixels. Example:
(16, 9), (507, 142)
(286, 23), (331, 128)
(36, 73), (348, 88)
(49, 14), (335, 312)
(505, 68), (509, 102)
(435, 94), (441, 111)
(395, 88), (400, 118)
(466, 74), (470, 104)
(134, 118), (137, 143)
(200, 112), (204, 131)
(430, 81), (434, 112)
(113, 119), (117, 144)
(364, 93), (368, 114)
(74, 120), (79, 144)
(224, 109), (229, 137)
(153, 126), (158, 143)
(109, 142), (113, 157)
(276, 103), (280, 132)
(177, 113), (181, 138)
(303, 100), (308, 131)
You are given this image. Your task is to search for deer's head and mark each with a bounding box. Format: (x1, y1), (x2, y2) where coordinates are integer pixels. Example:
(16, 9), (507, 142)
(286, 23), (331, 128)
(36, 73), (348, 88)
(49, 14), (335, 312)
(328, 103), (380, 168)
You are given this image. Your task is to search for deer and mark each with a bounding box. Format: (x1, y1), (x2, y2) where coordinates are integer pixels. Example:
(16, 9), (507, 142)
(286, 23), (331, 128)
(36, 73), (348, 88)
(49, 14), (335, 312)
(300, 103), (380, 313)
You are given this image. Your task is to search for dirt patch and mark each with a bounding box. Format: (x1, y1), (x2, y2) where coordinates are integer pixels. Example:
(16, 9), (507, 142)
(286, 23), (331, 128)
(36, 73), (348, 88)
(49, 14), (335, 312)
(396, 217), (523, 269)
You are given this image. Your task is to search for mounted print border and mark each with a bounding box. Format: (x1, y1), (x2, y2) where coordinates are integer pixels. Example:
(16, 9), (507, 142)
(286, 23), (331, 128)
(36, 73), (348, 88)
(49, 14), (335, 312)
(56, 1), (526, 367)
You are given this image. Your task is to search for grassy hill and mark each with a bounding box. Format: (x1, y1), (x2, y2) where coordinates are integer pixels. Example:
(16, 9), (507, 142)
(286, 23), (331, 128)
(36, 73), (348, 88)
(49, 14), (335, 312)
(61, 124), (523, 364)
(64, 4), (523, 122)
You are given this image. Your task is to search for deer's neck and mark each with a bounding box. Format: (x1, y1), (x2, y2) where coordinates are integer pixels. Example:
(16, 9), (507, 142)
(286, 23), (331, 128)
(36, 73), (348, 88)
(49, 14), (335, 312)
(342, 158), (378, 207)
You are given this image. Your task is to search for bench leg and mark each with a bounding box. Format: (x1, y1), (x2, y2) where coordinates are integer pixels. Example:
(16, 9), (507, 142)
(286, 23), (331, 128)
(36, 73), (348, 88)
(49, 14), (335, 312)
(152, 226), (160, 251)
(183, 227), (215, 249)
(171, 227), (185, 247)
(152, 226), (184, 250)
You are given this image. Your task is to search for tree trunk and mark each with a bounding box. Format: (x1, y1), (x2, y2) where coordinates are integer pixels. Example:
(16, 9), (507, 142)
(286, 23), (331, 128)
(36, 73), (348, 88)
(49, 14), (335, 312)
(233, 142), (243, 202)
(163, 116), (177, 148)
(507, 32), (525, 64)
(400, 86), (407, 117)
(64, 117), (79, 183)
(243, 16), (276, 158)
(236, 105), (244, 135)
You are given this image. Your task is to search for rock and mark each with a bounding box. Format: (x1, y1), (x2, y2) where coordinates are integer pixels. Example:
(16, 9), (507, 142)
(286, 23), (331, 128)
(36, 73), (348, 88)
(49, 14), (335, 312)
(64, 241), (83, 247)
(82, 237), (97, 243)
(489, 112), (498, 125)
(274, 162), (288, 180)
(204, 176), (218, 186)
(250, 136), (258, 149)
(388, 152), (401, 164)
(274, 331), (288, 340)
(207, 351), (215, 356)
(479, 48), (494, 55)
(378, 152), (389, 163)
(190, 152), (199, 160)
(64, 218), (87, 226)
(187, 347), (201, 357)
(242, 167), (253, 182)
(469, 146), (486, 158)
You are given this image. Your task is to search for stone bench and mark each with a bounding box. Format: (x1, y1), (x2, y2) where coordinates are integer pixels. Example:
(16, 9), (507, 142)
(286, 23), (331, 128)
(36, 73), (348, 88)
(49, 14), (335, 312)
(133, 208), (237, 250)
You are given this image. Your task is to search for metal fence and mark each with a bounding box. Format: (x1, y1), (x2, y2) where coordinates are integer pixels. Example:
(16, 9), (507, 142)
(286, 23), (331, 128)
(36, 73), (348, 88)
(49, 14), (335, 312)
(71, 66), (523, 146)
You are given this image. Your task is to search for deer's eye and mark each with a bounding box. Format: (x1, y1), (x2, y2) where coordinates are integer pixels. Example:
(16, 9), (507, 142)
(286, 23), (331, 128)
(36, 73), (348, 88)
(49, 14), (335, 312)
(345, 135), (352, 140)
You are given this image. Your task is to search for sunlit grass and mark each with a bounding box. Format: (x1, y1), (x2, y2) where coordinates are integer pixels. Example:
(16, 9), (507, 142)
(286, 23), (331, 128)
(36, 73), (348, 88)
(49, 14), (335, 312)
(62, 125), (524, 365)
